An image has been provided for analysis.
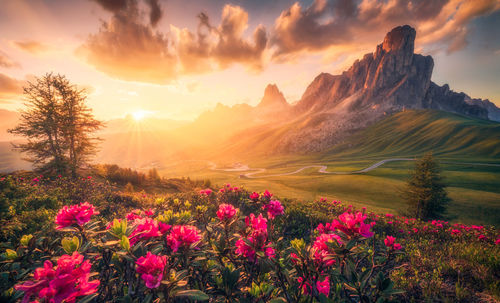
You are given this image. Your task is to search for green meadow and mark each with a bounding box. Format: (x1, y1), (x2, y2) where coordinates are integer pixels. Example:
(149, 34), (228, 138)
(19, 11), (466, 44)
(160, 111), (500, 226)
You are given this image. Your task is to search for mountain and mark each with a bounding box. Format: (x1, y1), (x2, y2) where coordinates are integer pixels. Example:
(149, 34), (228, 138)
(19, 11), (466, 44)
(220, 25), (500, 155)
(257, 84), (289, 110)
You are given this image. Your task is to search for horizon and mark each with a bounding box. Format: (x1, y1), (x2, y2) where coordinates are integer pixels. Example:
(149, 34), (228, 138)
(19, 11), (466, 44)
(0, 0), (500, 121)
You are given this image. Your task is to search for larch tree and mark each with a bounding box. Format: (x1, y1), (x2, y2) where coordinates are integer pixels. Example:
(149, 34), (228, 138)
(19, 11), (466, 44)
(8, 73), (103, 177)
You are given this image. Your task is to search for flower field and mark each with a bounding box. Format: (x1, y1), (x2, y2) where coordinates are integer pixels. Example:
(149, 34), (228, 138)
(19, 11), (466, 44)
(1, 175), (499, 302)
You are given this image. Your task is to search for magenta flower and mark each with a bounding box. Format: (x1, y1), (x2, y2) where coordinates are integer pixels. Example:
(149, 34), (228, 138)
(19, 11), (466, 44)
(249, 192), (259, 201)
(55, 202), (98, 229)
(312, 233), (341, 267)
(136, 252), (167, 289)
(126, 209), (143, 221)
(330, 211), (374, 238)
(316, 276), (330, 296)
(384, 236), (402, 250)
(15, 252), (99, 303)
(263, 190), (273, 199)
(217, 204), (238, 221)
(166, 225), (201, 252)
(200, 188), (213, 196)
(263, 200), (284, 219)
(297, 276), (330, 296)
(235, 213), (274, 261)
(129, 218), (163, 245)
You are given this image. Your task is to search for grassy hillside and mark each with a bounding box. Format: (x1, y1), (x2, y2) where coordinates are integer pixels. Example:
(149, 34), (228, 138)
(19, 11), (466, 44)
(323, 110), (500, 160)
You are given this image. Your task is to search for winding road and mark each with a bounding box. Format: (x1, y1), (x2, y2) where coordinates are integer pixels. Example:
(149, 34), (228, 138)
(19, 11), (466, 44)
(210, 158), (415, 179)
(208, 158), (500, 179)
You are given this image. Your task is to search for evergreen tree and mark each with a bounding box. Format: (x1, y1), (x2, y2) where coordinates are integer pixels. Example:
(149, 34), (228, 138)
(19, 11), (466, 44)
(8, 73), (103, 176)
(402, 153), (450, 220)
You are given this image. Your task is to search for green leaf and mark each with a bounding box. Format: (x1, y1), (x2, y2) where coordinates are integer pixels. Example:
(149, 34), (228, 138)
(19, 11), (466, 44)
(175, 289), (209, 301)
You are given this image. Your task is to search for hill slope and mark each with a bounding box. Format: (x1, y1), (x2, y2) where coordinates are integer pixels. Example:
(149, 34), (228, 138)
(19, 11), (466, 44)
(323, 110), (500, 160)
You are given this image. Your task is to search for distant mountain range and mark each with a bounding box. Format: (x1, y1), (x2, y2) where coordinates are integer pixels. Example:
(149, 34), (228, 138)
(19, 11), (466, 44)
(1, 25), (499, 171)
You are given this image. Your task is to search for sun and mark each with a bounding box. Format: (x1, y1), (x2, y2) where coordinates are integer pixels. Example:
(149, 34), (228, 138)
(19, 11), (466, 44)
(131, 110), (151, 121)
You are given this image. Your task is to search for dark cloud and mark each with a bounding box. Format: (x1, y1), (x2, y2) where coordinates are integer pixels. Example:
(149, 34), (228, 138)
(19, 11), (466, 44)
(0, 51), (20, 68)
(146, 0), (162, 26)
(271, 0), (500, 58)
(91, 0), (128, 13)
(91, 0), (162, 26)
(13, 40), (50, 54)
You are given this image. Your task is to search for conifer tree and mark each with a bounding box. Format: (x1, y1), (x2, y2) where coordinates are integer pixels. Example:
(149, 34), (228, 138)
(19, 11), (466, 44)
(402, 153), (450, 220)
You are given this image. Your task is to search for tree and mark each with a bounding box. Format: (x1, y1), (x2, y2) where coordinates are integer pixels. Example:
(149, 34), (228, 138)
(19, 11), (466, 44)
(401, 153), (450, 220)
(8, 73), (103, 177)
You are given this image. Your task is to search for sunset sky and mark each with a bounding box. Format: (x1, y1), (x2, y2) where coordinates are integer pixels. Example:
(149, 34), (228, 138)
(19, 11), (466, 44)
(1, 0), (499, 121)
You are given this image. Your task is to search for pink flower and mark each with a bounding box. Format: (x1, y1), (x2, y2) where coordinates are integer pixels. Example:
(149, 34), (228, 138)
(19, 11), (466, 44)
(166, 225), (201, 252)
(290, 253), (299, 264)
(136, 252), (167, 289)
(235, 214), (274, 261)
(126, 209), (143, 221)
(217, 204), (238, 221)
(312, 233), (341, 267)
(384, 236), (402, 250)
(330, 211), (374, 238)
(495, 236), (500, 245)
(15, 252), (99, 303)
(144, 209), (154, 217)
(263, 190), (273, 199)
(200, 188), (213, 196)
(249, 192), (259, 201)
(451, 229), (461, 235)
(264, 200), (284, 219)
(129, 218), (163, 245)
(55, 202), (98, 229)
(297, 276), (330, 296)
(316, 276), (330, 296)
(384, 236), (395, 247)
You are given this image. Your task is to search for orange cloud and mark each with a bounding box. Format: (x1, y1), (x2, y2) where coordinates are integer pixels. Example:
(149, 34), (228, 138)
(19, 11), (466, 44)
(78, 0), (177, 84)
(0, 73), (24, 103)
(13, 40), (51, 54)
(0, 50), (20, 68)
(176, 5), (268, 74)
(81, 2), (267, 83)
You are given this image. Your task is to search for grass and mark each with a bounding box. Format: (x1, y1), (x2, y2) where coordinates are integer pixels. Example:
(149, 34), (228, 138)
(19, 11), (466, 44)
(159, 110), (500, 227)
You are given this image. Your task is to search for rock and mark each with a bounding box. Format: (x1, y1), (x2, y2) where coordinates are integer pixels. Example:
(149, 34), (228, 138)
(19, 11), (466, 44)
(258, 84), (289, 109)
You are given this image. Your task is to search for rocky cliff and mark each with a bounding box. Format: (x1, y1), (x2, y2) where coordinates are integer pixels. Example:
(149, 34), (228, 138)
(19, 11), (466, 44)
(272, 25), (497, 153)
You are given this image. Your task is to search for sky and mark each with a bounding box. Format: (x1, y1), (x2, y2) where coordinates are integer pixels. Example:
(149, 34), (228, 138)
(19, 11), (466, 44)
(0, 0), (499, 121)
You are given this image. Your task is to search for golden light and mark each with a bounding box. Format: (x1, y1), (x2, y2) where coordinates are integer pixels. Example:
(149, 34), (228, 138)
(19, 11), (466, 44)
(131, 110), (152, 121)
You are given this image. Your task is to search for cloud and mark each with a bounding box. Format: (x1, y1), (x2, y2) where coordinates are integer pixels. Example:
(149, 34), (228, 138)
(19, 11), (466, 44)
(0, 51), (20, 68)
(81, 2), (267, 83)
(175, 4), (268, 74)
(0, 73), (24, 102)
(79, 0), (177, 83)
(271, 0), (500, 59)
(13, 40), (51, 54)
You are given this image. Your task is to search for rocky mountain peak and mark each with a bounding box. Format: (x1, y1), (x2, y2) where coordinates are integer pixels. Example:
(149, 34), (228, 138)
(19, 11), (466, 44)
(258, 84), (288, 108)
(381, 25), (415, 54)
